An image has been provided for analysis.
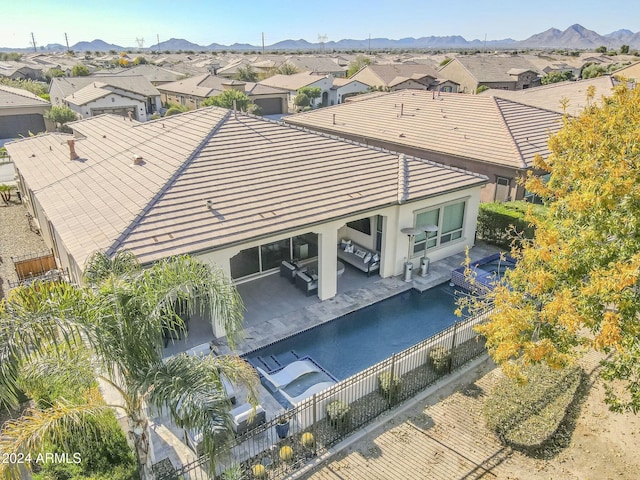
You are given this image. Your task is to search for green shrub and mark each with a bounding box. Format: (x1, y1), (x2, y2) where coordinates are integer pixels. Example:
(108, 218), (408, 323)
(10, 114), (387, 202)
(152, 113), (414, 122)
(429, 345), (451, 373)
(484, 363), (584, 452)
(33, 410), (137, 480)
(326, 400), (350, 431)
(476, 201), (547, 249)
(377, 371), (401, 405)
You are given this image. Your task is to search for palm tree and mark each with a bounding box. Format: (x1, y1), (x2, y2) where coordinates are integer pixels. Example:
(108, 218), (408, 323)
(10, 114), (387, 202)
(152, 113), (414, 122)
(0, 251), (259, 480)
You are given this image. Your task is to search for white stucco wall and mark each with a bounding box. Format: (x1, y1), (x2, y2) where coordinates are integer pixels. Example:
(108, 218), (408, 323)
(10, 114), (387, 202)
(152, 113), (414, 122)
(73, 93), (148, 121)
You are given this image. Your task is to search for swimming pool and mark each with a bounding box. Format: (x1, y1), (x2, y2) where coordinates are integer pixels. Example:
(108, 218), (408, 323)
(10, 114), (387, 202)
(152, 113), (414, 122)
(245, 283), (460, 381)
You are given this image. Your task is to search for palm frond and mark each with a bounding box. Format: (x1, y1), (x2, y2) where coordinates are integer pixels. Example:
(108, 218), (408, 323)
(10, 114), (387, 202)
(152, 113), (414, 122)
(0, 392), (110, 479)
(143, 353), (259, 455)
(83, 250), (140, 286)
(0, 282), (95, 408)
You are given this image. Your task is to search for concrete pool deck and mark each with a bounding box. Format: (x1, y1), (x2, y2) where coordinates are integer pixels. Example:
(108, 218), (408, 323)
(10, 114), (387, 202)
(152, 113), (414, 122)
(151, 242), (503, 471)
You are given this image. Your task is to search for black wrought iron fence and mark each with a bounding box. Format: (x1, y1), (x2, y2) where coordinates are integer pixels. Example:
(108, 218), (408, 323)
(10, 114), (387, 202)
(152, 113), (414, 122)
(157, 309), (492, 480)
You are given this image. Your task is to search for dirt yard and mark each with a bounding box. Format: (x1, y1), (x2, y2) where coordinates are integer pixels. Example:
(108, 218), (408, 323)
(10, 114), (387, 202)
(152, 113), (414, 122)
(304, 352), (640, 480)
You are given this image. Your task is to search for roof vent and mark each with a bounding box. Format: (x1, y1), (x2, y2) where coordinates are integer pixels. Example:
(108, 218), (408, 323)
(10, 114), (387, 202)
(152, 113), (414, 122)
(132, 154), (144, 165)
(205, 199), (214, 209)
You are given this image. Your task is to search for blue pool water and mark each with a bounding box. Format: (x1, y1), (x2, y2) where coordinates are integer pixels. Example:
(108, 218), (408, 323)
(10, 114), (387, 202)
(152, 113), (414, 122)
(245, 283), (460, 381)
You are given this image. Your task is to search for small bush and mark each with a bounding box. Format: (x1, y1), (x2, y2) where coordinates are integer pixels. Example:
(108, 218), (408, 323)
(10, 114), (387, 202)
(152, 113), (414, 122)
(429, 345), (451, 373)
(377, 371), (401, 405)
(484, 363), (584, 452)
(326, 400), (350, 431)
(477, 201), (547, 249)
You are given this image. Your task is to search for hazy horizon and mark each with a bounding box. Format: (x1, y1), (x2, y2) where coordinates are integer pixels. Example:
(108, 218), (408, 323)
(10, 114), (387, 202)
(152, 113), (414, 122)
(3, 0), (638, 49)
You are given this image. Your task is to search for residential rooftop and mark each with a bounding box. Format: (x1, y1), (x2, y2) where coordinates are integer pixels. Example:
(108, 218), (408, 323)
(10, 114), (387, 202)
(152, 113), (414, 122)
(6, 107), (486, 268)
(0, 84), (50, 107)
(480, 76), (620, 115)
(285, 90), (564, 169)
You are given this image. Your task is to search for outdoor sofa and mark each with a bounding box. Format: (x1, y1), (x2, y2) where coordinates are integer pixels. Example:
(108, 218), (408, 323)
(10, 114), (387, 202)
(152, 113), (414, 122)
(337, 239), (380, 276)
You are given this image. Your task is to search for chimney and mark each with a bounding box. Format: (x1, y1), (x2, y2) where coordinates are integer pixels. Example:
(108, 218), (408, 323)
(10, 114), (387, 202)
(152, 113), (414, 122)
(67, 139), (79, 160)
(132, 154), (144, 165)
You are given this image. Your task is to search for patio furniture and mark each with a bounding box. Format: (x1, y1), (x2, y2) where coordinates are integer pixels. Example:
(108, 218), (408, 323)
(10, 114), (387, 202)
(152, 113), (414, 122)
(295, 270), (318, 296)
(279, 260), (298, 283)
(256, 359), (323, 389)
(337, 240), (380, 276)
(231, 402), (266, 436)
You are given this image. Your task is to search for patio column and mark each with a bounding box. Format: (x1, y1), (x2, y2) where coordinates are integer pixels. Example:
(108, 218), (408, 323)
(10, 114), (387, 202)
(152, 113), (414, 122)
(317, 227), (338, 300)
(380, 208), (400, 277)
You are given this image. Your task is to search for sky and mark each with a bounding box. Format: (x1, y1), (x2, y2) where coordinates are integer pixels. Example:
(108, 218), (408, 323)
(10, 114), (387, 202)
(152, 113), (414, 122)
(1, 0), (638, 49)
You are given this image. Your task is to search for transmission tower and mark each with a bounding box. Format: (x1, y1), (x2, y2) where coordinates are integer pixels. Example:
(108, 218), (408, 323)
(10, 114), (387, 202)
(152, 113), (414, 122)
(135, 37), (144, 49)
(318, 34), (328, 50)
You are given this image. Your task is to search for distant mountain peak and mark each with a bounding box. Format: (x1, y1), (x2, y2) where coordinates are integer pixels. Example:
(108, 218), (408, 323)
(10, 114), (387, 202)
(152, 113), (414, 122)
(2, 25), (640, 53)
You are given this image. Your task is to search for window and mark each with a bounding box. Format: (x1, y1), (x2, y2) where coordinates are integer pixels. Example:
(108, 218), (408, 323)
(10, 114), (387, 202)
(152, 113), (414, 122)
(180, 96), (185, 106)
(412, 201), (466, 255)
(494, 176), (511, 202)
(230, 233), (318, 279)
(346, 217), (371, 235)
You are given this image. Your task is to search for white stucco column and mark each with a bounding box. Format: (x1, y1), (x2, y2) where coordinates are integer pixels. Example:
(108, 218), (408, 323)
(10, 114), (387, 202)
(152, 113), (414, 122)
(200, 250), (236, 339)
(317, 227), (338, 300)
(380, 208), (401, 277)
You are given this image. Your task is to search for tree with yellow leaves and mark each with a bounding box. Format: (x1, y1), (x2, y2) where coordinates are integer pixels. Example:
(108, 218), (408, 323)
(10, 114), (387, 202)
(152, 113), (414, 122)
(469, 82), (640, 413)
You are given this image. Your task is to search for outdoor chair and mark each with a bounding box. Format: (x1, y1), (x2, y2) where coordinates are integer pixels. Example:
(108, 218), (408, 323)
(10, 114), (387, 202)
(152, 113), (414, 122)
(295, 271), (318, 296)
(280, 260), (298, 283)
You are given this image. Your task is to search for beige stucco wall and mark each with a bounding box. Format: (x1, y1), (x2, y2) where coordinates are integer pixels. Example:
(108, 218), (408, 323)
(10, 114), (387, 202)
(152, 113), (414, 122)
(438, 60), (478, 94)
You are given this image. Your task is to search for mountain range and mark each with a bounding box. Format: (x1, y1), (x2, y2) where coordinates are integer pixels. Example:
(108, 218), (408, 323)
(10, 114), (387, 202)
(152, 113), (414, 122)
(3, 24), (640, 53)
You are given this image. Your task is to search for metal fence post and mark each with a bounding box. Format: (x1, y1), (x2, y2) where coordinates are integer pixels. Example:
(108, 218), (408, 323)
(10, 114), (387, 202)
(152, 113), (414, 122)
(449, 322), (458, 374)
(312, 394), (317, 456)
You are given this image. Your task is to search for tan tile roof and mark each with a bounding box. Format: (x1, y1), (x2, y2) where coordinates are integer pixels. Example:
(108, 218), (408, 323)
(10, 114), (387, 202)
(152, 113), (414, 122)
(284, 90), (563, 169)
(7, 108), (486, 267)
(359, 64), (439, 85)
(259, 72), (329, 91)
(65, 82), (113, 106)
(158, 74), (287, 98)
(50, 75), (160, 98)
(0, 85), (50, 107)
(479, 76), (619, 116)
(443, 56), (541, 82)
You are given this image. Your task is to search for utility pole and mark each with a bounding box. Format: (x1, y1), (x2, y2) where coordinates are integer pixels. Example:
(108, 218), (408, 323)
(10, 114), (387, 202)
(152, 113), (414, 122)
(262, 32), (265, 54)
(64, 33), (70, 53)
(483, 33), (487, 54)
(157, 33), (160, 51)
(30, 32), (37, 52)
(368, 34), (371, 54)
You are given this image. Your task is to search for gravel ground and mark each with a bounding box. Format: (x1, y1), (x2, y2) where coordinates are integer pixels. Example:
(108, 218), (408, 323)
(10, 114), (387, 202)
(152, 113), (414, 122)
(0, 200), (48, 299)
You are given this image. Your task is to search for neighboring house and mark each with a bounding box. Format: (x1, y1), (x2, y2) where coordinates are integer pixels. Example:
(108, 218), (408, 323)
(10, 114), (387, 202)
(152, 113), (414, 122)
(157, 73), (289, 114)
(0, 85), (53, 139)
(438, 55), (541, 93)
(6, 108), (487, 338)
(95, 64), (185, 86)
(349, 64), (455, 91)
(0, 62), (44, 81)
(612, 61), (640, 82)
(479, 76), (620, 116)
(521, 55), (583, 80)
(330, 78), (370, 104)
(50, 76), (162, 121)
(285, 90), (564, 203)
(282, 56), (347, 77)
(259, 72), (334, 111)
